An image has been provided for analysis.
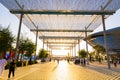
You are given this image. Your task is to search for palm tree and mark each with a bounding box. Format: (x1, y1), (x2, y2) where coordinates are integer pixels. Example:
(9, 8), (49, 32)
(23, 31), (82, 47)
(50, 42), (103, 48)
(0, 27), (15, 58)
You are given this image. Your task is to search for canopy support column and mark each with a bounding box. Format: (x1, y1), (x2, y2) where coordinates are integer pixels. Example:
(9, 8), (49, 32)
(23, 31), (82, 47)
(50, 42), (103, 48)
(47, 41), (48, 51)
(35, 26), (38, 58)
(72, 44), (73, 57)
(74, 44), (76, 57)
(70, 49), (71, 57)
(85, 27), (89, 57)
(101, 15), (111, 69)
(51, 49), (52, 58)
(15, 13), (24, 59)
(78, 39), (80, 51)
(43, 38), (44, 49)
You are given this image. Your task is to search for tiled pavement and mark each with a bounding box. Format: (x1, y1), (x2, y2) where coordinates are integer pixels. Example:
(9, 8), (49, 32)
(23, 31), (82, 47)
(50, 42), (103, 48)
(1, 61), (120, 80)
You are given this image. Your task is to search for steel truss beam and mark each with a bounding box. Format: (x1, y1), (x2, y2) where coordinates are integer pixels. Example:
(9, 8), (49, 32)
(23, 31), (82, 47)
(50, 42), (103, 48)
(39, 36), (84, 39)
(48, 44), (76, 48)
(31, 29), (93, 32)
(50, 47), (71, 50)
(10, 10), (115, 15)
(48, 45), (73, 47)
(44, 42), (78, 44)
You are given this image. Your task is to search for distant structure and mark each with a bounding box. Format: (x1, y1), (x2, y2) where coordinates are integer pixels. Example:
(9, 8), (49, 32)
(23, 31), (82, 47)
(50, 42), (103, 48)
(88, 27), (120, 56)
(0, 24), (2, 29)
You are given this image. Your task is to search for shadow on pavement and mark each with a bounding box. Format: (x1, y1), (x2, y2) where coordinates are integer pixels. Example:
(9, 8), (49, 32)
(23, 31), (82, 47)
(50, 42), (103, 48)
(51, 64), (58, 72)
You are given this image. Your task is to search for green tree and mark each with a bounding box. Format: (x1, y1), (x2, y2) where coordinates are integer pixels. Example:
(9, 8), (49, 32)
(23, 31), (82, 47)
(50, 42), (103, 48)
(18, 38), (27, 60)
(89, 51), (96, 62)
(25, 40), (36, 57)
(19, 38), (26, 55)
(0, 27), (15, 58)
(93, 44), (105, 54)
(19, 38), (36, 57)
(38, 49), (48, 58)
(18, 38), (35, 62)
(78, 49), (88, 58)
(93, 44), (105, 63)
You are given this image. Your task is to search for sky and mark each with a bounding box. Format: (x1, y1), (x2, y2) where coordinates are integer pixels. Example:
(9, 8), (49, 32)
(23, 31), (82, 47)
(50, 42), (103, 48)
(0, 3), (120, 56)
(93, 9), (120, 33)
(0, 3), (43, 54)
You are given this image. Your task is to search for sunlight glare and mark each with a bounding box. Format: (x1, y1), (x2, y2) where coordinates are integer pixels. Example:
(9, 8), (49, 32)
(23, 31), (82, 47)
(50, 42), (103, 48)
(52, 50), (69, 56)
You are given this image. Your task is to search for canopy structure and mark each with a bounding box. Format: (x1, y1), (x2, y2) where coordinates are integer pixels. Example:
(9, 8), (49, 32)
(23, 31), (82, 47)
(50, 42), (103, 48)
(0, 0), (120, 50)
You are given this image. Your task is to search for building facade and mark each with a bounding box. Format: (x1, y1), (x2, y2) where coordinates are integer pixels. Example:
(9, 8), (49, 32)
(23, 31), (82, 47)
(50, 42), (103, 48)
(88, 27), (120, 56)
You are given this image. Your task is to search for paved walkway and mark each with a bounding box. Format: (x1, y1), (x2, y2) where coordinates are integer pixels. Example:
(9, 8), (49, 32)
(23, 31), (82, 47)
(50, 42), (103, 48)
(89, 61), (120, 72)
(1, 60), (120, 80)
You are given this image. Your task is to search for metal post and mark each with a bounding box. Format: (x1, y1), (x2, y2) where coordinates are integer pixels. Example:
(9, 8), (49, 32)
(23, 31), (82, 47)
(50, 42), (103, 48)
(74, 44), (76, 57)
(43, 38), (44, 49)
(85, 27), (90, 65)
(15, 13), (24, 59)
(73, 44), (75, 57)
(51, 49), (52, 58)
(35, 26), (38, 59)
(70, 49), (72, 57)
(102, 15), (111, 69)
(78, 39), (80, 51)
(85, 27), (89, 56)
(72, 44), (73, 57)
(79, 41), (81, 51)
(47, 41), (48, 51)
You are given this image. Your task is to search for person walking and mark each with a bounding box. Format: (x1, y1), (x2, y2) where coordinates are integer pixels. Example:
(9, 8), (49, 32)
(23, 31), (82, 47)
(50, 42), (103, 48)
(8, 59), (16, 79)
(0, 57), (7, 79)
(83, 58), (86, 66)
(57, 59), (59, 64)
(113, 58), (117, 67)
(67, 58), (70, 63)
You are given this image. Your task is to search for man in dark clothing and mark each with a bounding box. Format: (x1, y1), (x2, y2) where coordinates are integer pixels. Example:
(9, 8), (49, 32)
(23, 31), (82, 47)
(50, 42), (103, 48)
(8, 60), (16, 79)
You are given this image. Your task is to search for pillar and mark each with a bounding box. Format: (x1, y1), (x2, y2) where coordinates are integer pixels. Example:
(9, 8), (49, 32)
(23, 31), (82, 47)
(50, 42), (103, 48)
(102, 15), (111, 69)
(35, 26), (38, 57)
(85, 27), (89, 57)
(15, 13), (24, 59)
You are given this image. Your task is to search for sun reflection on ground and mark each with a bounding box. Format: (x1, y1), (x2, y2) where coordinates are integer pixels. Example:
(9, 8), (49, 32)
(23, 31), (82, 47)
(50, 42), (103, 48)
(58, 60), (68, 67)
(54, 60), (70, 80)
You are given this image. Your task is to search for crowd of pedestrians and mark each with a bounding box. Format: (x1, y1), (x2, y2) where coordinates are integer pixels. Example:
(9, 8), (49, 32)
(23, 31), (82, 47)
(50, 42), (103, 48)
(112, 57), (120, 67)
(1, 56), (120, 80)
